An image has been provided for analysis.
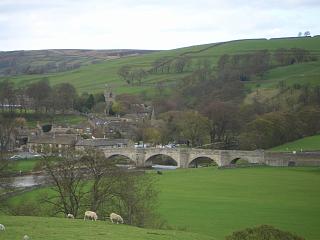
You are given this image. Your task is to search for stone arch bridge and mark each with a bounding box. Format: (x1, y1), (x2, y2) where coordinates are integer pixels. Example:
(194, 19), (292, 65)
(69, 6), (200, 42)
(103, 148), (320, 168)
(103, 148), (266, 168)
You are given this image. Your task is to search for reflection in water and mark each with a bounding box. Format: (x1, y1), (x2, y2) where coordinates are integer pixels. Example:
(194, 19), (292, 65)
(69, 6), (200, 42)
(12, 175), (46, 187)
(151, 165), (178, 170)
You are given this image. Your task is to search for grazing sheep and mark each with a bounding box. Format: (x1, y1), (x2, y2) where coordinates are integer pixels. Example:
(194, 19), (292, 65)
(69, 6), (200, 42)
(110, 212), (124, 224)
(23, 235), (30, 240)
(67, 213), (74, 219)
(84, 211), (98, 221)
(0, 224), (5, 231)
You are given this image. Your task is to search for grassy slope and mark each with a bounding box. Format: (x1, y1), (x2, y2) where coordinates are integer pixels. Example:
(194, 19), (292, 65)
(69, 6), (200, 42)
(6, 167), (320, 240)
(246, 60), (320, 89)
(0, 216), (214, 240)
(2, 37), (320, 94)
(270, 134), (320, 152)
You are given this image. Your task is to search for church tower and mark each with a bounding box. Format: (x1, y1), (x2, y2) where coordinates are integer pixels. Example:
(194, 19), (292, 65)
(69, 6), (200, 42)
(104, 84), (116, 115)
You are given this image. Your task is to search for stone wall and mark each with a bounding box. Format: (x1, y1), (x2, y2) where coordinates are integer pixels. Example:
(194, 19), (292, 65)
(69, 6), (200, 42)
(264, 152), (320, 166)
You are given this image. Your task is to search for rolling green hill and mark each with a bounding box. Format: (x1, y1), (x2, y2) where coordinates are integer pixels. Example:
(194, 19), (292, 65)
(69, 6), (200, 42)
(6, 167), (320, 240)
(270, 134), (320, 152)
(2, 36), (320, 95)
(0, 215), (214, 240)
(0, 49), (156, 76)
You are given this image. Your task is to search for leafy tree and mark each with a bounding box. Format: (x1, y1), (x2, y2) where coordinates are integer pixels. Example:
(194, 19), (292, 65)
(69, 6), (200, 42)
(177, 111), (209, 147)
(109, 171), (158, 227)
(297, 106), (320, 136)
(85, 94), (95, 110)
(25, 79), (52, 112)
(52, 83), (77, 113)
(239, 112), (302, 150)
(111, 101), (124, 115)
(202, 101), (239, 144)
(143, 127), (162, 146)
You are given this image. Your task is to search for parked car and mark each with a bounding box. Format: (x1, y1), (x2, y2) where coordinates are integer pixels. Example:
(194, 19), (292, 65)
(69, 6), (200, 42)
(9, 152), (43, 160)
(9, 155), (24, 160)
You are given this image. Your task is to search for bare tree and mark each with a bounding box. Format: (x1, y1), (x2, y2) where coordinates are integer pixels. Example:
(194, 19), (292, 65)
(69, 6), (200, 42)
(41, 149), (159, 225)
(0, 80), (16, 113)
(110, 171), (158, 227)
(174, 56), (191, 73)
(0, 116), (25, 153)
(118, 65), (132, 84)
(25, 79), (51, 112)
(41, 151), (87, 217)
(80, 149), (119, 212)
(52, 83), (77, 113)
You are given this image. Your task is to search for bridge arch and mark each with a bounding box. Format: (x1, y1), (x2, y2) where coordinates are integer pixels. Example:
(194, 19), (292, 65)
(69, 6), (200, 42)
(229, 157), (251, 165)
(104, 153), (136, 164)
(188, 156), (218, 168)
(145, 154), (179, 167)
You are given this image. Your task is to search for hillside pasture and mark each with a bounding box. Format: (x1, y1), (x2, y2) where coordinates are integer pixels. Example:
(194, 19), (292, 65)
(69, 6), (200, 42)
(270, 134), (320, 152)
(2, 37), (319, 95)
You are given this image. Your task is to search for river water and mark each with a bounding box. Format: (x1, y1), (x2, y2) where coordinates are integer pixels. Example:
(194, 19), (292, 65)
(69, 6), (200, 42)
(6, 165), (176, 188)
(11, 175), (46, 187)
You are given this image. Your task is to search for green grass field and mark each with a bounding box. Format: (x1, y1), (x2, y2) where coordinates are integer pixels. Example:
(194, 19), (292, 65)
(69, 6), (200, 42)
(270, 134), (320, 152)
(2, 37), (320, 95)
(156, 167), (320, 240)
(26, 114), (87, 128)
(4, 167), (320, 239)
(0, 215), (214, 240)
(7, 158), (40, 173)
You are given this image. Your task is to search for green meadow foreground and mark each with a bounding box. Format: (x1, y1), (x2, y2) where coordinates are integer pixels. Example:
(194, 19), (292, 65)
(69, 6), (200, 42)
(2, 167), (320, 239)
(157, 167), (320, 240)
(0, 216), (214, 240)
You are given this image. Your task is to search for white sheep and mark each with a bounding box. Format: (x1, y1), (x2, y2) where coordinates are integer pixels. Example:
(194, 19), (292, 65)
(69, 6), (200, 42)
(110, 212), (124, 224)
(84, 211), (98, 221)
(0, 224), (5, 231)
(67, 213), (75, 219)
(23, 235), (30, 240)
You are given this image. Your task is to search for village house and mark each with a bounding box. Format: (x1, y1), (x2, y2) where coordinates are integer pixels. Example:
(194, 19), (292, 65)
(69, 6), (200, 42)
(75, 138), (133, 151)
(27, 133), (78, 154)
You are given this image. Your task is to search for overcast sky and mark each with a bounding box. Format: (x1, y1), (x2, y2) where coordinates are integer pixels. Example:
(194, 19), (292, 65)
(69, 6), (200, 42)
(0, 0), (319, 51)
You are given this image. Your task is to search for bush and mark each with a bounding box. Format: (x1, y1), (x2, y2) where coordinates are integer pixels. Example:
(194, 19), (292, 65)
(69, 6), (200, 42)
(225, 225), (305, 240)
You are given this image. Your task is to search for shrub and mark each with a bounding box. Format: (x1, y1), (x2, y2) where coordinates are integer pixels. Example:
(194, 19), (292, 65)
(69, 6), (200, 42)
(225, 225), (305, 240)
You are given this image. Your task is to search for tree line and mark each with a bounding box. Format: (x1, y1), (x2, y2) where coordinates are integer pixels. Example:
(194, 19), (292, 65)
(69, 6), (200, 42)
(0, 79), (108, 114)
